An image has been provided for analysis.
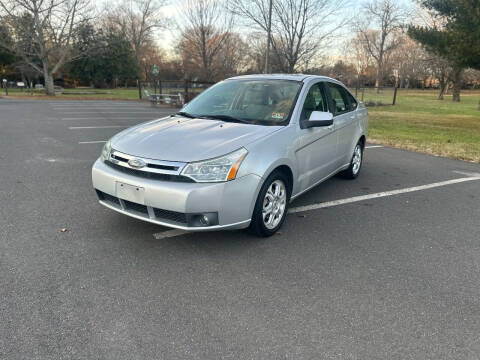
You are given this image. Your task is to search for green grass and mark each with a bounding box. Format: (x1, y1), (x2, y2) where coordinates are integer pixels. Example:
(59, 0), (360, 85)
(351, 87), (397, 105)
(368, 89), (480, 163)
(5, 87), (142, 100)
(4, 86), (201, 100)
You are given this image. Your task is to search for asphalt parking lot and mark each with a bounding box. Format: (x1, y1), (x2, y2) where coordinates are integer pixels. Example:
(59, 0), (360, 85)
(1, 98), (480, 359)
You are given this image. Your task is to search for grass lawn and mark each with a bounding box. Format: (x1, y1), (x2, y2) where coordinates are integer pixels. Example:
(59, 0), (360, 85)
(368, 89), (480, 163)
(4, 87), (142, 100)
(3, 86), (199, 100)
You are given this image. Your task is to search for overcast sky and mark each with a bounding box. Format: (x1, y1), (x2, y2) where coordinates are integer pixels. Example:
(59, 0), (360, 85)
(98, 0), (415, 61)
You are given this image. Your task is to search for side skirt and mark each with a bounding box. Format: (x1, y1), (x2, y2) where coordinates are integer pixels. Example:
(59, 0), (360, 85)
(290, 163), (350, 202)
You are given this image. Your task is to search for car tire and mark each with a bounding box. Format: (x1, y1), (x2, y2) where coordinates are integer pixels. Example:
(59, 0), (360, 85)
(250, 171), (291, 237)
(340, 141), (364, 179)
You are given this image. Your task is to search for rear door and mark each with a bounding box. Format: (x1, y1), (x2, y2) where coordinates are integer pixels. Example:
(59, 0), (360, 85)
(326, 83), (358, 165)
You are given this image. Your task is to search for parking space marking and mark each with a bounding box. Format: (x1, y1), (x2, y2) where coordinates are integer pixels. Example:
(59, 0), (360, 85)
(69, 126), (129, 129)
(365, 145), (383, 149)
(153, 229), (189, 240)
(53, 106), (156, 108)
(453, 170), (480, 177)
(289, 175), (480, 214)
(66, 111), (169, 114)
(61, 117), (163, 120)
(149, 173), (480, 240)
(78, 140), (107, 144)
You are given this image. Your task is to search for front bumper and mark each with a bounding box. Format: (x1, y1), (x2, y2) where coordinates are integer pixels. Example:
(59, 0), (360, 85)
(92, 159), (262, 231)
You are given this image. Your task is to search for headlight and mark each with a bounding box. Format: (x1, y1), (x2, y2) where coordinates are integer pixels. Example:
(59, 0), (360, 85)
(181, 148), (248, 182)
(101, 140), (112, 162)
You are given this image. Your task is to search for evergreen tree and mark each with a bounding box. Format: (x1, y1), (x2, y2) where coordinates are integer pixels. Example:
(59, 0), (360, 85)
(69, 24), (140, 87)
(408, 0), (480, 102)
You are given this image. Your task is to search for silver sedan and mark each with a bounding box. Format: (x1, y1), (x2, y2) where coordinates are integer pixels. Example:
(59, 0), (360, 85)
(92, 74), (368, 236)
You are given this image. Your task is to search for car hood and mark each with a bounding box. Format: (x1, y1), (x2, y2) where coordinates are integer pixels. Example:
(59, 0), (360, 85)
(111, 116), (282, 162)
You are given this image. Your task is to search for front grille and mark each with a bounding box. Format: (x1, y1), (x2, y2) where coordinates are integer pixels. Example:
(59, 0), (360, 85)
(111, 153), (129, 162)
(153, 208), (187, 224)
(96, 190), (120, 206)
(123, 200), (149, 215)
(147, 163), (179, 171)
(105, 161), (194, 182)
(96, 190), (188, 224)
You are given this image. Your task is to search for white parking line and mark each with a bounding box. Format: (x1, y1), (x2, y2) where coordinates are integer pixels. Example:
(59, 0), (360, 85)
(53, 105), (152, 108)
(61, 117), (162, 120)
(453, 170), (480, 177)
(365, 145), (383, 149)
(78, 140), (107, 144)
(151, 174), (480, 240)
(153, 229), (189, 240)
(288, 176), (480, 214)
(66, 111), (166, 114)
(69, 126), (128, 129)
(55, 108), (164, 112)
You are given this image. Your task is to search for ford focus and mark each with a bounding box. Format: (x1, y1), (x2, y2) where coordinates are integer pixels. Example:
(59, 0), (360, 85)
(92, 74), (368, 236)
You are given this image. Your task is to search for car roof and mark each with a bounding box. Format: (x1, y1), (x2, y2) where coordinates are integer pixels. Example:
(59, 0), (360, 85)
(227, 74), (337, 83)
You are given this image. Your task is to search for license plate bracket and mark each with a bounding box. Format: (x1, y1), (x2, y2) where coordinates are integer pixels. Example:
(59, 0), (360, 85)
(116, 182), (145, 204)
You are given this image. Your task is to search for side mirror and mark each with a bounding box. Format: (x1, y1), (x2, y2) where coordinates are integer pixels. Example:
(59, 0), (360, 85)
(303, 111), (334, 128)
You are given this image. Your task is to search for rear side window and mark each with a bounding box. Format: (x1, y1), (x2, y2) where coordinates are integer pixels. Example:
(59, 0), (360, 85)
(346, 92), (358, 110)
(327, 83), (350, 115)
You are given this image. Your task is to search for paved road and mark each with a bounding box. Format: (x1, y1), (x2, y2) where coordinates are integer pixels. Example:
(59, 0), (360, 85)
(1, 99), (480, 359)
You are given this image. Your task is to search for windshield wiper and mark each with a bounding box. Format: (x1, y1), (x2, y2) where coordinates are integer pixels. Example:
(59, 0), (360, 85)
(198, 114), (251, 124)
(174, 111), (196, 118)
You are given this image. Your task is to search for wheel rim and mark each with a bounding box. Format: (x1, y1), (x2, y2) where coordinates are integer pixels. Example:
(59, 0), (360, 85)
(352, 145), (362, 174)
(262, 180), (287, 230)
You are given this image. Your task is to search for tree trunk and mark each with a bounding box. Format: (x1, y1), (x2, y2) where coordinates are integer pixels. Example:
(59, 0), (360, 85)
(44, 73), (55, 96)
(375, 75), (380, 94)
(375, 60), (382, 94)
(438, 87), (445, 100)
(438, 79), (446, 100)
(452, 67), (462, 102)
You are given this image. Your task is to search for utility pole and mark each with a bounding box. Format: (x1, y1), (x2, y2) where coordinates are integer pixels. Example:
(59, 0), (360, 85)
(264, 0), (273, 74)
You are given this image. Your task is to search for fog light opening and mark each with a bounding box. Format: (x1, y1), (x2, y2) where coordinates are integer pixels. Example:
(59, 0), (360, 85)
(199, 215), (210, 226)
(186, 212), (218, 227)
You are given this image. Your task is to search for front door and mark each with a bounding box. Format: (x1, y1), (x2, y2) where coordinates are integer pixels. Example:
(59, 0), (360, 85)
(326, 82), (358, 165)
(295, 82), (337, 191)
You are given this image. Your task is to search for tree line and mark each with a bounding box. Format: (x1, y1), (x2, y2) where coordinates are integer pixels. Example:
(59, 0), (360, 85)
(0, 0), (479, 102)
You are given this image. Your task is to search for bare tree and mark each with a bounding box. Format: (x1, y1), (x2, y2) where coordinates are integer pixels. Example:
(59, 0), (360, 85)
(213, 33), (249, 78)
(0, 0), (92, 95)
(347, 34), (375, 82)
(356, 0), (406, 90)
(177, 0), (232, 81)
(387, 35), (429, 88)
(428, 54), (454, 100)
(107, 0), (168, 64)
(227, 0), (272, 72)
(229, 0), (349, 73)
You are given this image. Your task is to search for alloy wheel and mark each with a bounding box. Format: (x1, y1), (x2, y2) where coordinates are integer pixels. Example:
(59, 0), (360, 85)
(262, 180), (287, 230)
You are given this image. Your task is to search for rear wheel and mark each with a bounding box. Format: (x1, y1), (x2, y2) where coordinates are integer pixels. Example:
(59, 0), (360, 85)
(250, 171), (290, 237)
(340, 141), (364, 179)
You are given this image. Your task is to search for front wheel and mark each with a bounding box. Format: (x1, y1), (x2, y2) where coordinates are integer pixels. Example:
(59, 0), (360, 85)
(340, 142), (364, 179)
(250, 171), (290, 237)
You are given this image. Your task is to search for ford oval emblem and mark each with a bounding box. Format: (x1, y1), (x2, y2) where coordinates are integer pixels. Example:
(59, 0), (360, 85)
(128, 158), (146, 169)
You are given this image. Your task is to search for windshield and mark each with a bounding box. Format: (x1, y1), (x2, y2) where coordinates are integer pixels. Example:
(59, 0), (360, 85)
(181, 79), (302, 126)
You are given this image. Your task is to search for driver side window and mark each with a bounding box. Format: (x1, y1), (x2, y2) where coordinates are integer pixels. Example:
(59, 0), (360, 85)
(301, 83), (329, 121)
(327, 83), (350, 115)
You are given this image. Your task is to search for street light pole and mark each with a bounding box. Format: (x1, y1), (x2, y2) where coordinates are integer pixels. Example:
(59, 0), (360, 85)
(264, 0), (273, 74)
